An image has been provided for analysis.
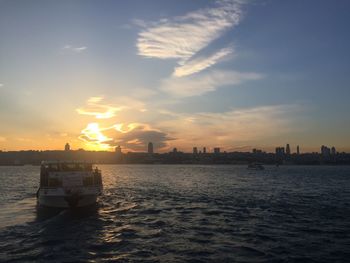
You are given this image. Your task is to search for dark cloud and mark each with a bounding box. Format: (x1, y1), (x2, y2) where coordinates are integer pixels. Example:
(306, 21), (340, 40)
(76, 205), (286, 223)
(80, 123), (175, 152)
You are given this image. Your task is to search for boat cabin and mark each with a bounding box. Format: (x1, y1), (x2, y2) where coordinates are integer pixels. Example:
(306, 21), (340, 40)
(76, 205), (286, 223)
(40, 161), (102, 188)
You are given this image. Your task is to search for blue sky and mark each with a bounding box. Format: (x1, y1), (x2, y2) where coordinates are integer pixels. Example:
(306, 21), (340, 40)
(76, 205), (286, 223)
(0, 0), (349, 152)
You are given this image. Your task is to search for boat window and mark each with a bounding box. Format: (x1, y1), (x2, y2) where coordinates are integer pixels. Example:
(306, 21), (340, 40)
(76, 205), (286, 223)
(85, 164), (92, 171)
(61, 163), (77, 171)
(49, 164), (59, 171)
(77, 163), (85, 171)
(83, 176), (93, 186)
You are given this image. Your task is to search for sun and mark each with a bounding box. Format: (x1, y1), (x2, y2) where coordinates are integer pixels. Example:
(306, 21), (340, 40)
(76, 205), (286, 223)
(79, 123), (114, 151)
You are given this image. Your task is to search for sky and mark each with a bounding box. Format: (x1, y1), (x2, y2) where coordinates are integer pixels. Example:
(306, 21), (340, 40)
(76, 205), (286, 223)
(0, 0), (350, 153)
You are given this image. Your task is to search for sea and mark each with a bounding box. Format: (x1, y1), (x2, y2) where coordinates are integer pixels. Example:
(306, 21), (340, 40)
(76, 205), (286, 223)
(0, 165), (349, 262)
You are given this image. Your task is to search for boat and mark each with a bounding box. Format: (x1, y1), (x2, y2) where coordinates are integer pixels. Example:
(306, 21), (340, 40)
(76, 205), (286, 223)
(247, 163), (265, 170)
(37, 161), (103, 208)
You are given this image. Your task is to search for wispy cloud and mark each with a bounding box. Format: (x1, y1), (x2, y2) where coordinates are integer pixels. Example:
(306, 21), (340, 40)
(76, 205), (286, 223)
(76, 97), (124, 119)
(161, 70), (263, 97)
(62, 45), (88, 53)
(158, 104), (304, 151)
(173, 47), (233, 77)
(136, 0), (243, 76)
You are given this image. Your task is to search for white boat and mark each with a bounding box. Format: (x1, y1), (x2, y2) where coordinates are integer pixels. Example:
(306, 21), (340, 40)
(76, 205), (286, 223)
(37, 161), (103, 208)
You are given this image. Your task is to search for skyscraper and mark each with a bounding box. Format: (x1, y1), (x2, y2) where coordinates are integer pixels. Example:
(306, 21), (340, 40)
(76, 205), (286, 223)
(148, 142), (154, 154)
(286, 144), (291, 156)
(203, 147), (206, 154)
(193, 147), (198, 154)
(297, 145), (300, 155)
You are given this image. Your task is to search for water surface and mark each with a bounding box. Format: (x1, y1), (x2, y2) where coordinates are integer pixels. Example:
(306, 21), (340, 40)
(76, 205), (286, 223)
(0, 165), (349, 262)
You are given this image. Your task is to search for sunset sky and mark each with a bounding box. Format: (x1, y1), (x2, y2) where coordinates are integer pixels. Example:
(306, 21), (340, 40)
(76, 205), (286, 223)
(1, 0), (350, 153)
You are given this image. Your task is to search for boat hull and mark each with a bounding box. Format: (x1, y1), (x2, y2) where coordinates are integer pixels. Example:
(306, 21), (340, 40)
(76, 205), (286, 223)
(37, 188), (102, 208)
(38, 194), (98, 208)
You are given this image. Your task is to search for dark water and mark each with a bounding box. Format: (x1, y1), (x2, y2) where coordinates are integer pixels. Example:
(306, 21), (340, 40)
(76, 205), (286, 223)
(0, 165), (350, 262)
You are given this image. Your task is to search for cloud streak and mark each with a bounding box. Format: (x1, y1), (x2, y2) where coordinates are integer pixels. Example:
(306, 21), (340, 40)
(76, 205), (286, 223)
(161, 70), (263, 97)
(173, 47), (233, 77)
(137, 0), (242, 76)
(63, 45), (87, 53)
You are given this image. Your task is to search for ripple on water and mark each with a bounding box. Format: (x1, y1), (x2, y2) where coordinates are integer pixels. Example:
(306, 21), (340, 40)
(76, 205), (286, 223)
(0, 165), (350, 262)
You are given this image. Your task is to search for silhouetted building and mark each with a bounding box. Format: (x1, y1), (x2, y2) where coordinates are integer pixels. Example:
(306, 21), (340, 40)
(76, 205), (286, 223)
(214, 147), (221, 154)
(275, 147), (285, 155)
(115, 145), (122, 162)
(253, 148), (263, 154)
(331, 146), (336, 155)
(148, 142), (154, 154)
(203, 147), (206, 154)
(173, 148), (177, 153)
(64, 143), (70, 151)
(297, 145), (300, 155)
(321, 145), (331, 160)
(286, 144), (291, 156)
(193, 147), (198, 154)
(275, 147), (285, 162)
(115, 145), (122, 154)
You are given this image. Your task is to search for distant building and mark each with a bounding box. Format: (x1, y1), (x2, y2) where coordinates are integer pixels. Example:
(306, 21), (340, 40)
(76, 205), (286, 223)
(193, 147), (198, 154)
(148, 142), (154, 154)
(203, 147), (206, 154)
(115, 145), (122, 154)
(321, 145), (331, 159)
(253, 148), (263, 154)
(286, 144), (291, 156)
(173, 148), (177, 153)
(331, 146), (336, 155)
(297, 145), (300, 155)
(64, 143), (70, 151)
(275, 147), (285, 161)
(214, 147), (220, 154)
(275, 147), (285, 155)
(115, 145), (122, 161)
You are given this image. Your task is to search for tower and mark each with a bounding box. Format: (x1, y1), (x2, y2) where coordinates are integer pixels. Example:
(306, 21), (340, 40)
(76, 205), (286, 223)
(193, 147), (198, 154)
(64, 143), (70, 151)
(297, 145), (300, 155)
(115, 145), (122, 154)
(148, 142), (154, 154)
(286, 144), (291, 156)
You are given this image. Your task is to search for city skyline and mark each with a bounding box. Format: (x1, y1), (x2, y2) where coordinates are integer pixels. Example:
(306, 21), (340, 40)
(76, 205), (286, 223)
(38, 142), (343, 155)
(1, 0), (350, 152)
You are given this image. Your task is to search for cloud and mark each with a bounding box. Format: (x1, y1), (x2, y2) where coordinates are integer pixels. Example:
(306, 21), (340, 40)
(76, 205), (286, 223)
(161, 70), (263, 97)
(136, 0), (243, 76)
(157, 104), (304, 151)
(76, 97), (124, 119)
(0, 83), (3, 87)
(79, 122), (174, 151)
(0, 136), (6, 142)
(63, 45), (88, 53)
(173, 47), (233, 77)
